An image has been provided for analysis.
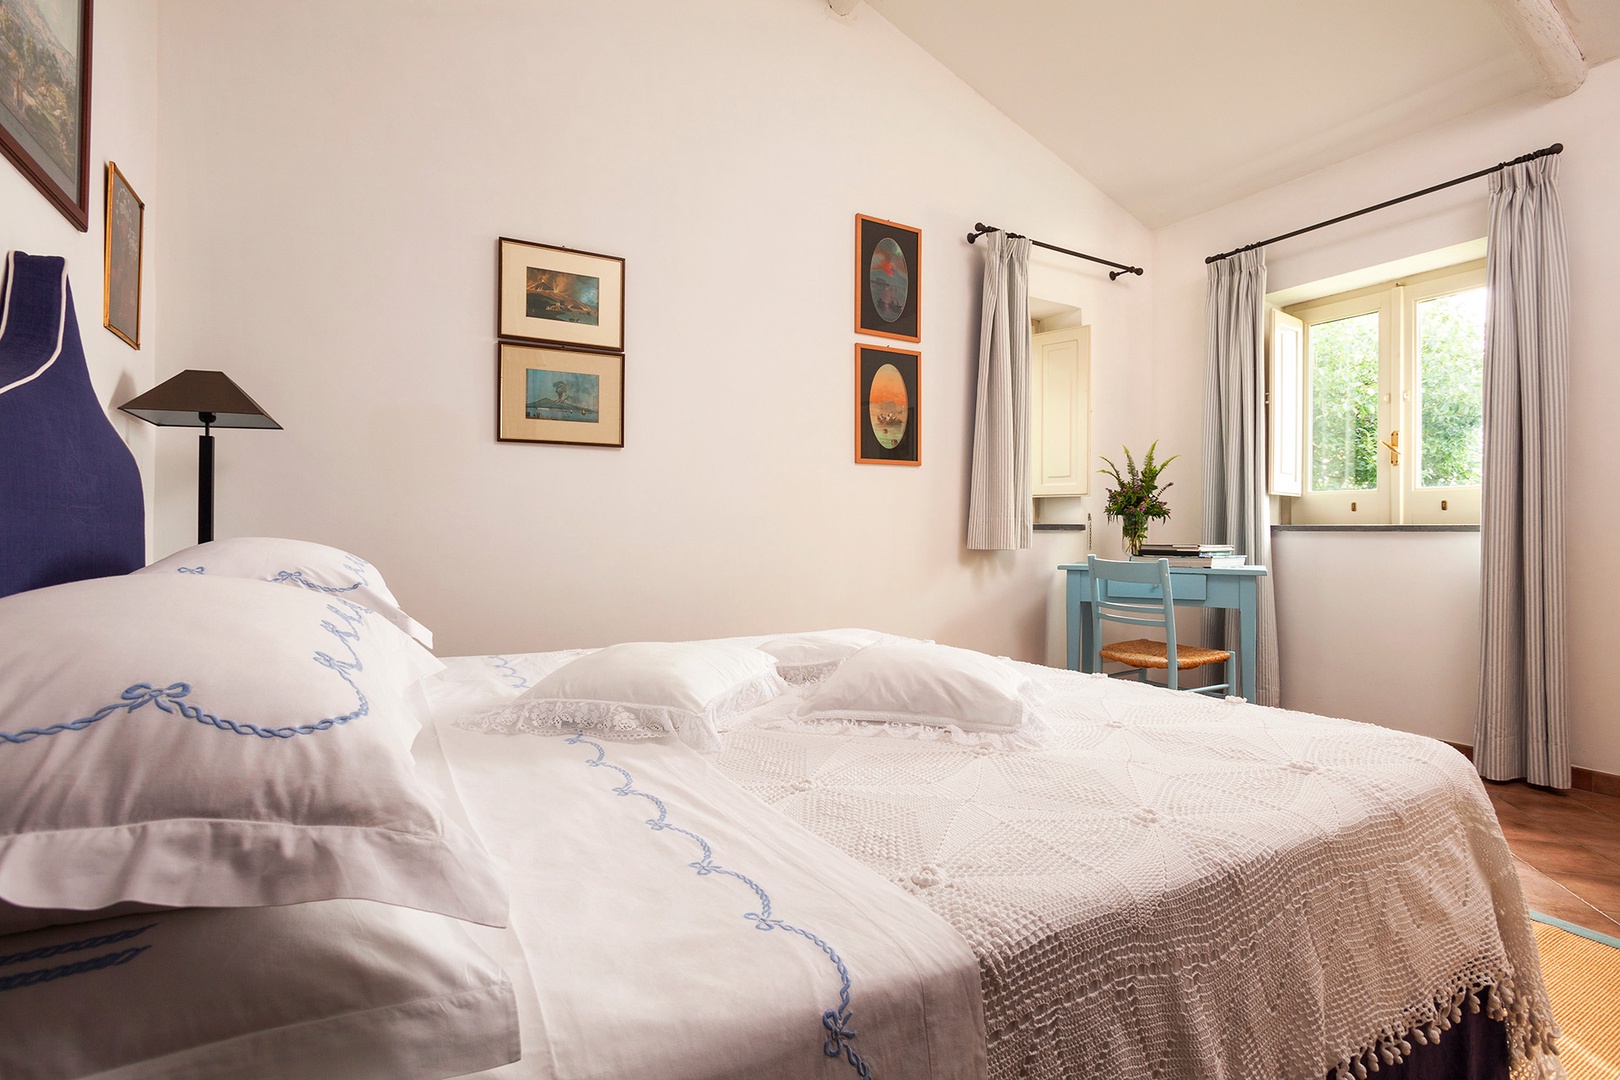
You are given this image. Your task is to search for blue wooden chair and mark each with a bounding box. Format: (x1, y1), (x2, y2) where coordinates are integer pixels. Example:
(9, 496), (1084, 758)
(1086, 554), (1235, 694)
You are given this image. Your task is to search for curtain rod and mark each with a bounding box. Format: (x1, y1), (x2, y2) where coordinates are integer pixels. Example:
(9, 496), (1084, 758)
(966, 222), (1144, 281)
(1205, 142), (1564, 265)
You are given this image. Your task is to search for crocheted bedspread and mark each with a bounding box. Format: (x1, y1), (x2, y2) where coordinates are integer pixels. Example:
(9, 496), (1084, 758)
(714, 666), (1562, 1080)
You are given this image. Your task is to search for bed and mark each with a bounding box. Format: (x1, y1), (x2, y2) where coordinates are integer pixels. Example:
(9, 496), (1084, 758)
(0, 251), (1564, 1080)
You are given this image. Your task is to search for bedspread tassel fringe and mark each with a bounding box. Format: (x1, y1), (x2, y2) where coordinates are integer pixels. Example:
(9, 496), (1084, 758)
(1330, 970), (1563, 1080)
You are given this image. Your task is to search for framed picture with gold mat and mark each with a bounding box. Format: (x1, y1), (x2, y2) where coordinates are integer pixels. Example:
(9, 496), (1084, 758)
(497, 342), (623, 447)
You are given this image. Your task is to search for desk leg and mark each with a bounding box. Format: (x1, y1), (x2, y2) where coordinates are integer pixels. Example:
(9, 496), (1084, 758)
(1066, 575), (1092, 672)
(1239, 581), (1258, 701)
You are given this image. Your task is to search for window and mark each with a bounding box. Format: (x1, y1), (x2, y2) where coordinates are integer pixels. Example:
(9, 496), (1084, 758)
(1274, 260), (1486, 525)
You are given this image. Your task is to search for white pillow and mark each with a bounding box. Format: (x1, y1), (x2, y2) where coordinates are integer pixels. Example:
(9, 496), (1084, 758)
(463, 641), (786, 752)
(0, 572), (506, 934)
(0, 900), (518, 1080)
(758, 628), (919, 685)
(777, 643), (1049, 748)
(138, 536), (434, 648)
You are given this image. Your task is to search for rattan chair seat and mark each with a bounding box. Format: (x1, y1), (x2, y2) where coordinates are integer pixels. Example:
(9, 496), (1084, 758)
(1099, 638), (1232, 671)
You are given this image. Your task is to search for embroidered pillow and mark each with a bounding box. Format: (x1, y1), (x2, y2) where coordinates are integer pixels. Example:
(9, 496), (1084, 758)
(138, 536), (434, 648)
(758, 628), (920, 685)
(464, 641), (786, 752)
(0, 900), (519, 1080)
(0, 573), (506, 935)
(770, 643), (1049, 748)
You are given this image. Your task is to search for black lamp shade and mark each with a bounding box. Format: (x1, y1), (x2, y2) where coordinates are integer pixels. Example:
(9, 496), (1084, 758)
(117, 370), (279, 545)
(119, 370), (281, 429)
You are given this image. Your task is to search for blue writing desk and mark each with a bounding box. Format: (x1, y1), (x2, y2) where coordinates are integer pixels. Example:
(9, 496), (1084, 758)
(1059, 563), (1268, 701)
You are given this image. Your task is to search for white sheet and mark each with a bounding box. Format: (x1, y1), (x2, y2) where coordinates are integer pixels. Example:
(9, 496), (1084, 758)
(424, 655), (986, 1080)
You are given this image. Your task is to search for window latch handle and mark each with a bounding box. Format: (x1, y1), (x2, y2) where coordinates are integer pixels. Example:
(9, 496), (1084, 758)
(1380, 431), (1400, 465)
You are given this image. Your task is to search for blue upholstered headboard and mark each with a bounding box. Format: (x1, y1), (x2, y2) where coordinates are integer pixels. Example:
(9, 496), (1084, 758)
(0, 251), (146, 598)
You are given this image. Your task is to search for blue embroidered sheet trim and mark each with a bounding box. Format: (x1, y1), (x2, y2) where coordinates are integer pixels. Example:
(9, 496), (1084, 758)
(0, 599), (374, 744)
(178, 551), (373, 596)
(567, 732), (874, 1079)
(0, 923), (156, 968)
(487, 656), (530, 690)
(0, 923), (156, 993)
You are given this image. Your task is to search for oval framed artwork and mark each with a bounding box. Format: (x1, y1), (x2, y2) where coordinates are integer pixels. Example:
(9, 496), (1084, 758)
(855, 344), (920, 465)
(855, 214), (920, 343)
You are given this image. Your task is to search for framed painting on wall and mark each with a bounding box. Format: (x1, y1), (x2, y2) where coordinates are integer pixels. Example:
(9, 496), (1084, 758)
(498, 236), (624, 352)
(0, 0), (93, 230)
(498, 342), (624, 447)
(103, 161), (143, 348)
(855, 214), (919, 342)
(855, 343), (919, 466)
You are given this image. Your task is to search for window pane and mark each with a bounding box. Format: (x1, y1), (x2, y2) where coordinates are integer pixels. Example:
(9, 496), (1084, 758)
(1417, 287), (1485, 488)
(1309, 312), (1379, 491)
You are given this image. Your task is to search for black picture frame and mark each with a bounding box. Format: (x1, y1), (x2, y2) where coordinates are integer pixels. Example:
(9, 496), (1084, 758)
(855, 344), (919, 466)
(0, 0), (93, 231)
(855, 213), (920, 342)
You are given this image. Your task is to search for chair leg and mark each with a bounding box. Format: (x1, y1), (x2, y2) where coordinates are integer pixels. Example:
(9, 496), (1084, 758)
(1224, 654), (1237, 699)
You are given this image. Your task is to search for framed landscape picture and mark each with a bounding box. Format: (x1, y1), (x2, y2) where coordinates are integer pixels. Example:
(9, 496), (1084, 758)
(855, 344), (919, 466)
(855, 214), (919, 342)
(498, 236), (624, 351)
(103, 161), (142, 348)
(0, 0), (93, 230)
(498, 342), (624, 447)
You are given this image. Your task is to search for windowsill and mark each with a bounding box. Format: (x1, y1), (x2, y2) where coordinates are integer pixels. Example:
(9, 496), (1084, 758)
(1271, 523), (1479, 533)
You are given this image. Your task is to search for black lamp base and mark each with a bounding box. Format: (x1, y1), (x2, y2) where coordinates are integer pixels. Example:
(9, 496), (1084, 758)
(198, 430), (214, 544)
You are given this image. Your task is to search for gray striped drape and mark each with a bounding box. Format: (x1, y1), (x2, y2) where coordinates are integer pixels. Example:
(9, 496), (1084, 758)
(1474, 156), (1570, 789)
(1203, 249), (1280, 705)
(967, 232), (1033, 550)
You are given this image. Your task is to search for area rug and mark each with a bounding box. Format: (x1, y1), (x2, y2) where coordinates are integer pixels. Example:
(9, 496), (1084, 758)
(1529, 912), (1620, 1079)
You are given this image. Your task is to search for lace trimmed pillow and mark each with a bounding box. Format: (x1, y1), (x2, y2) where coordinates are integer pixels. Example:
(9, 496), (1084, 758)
(763, 642), (1050, 749)
(758, 628), (922, 685)
(462, 642), (787, 752)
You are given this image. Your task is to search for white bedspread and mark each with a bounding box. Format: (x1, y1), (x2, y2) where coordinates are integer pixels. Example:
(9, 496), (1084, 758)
(423, 656), (986, 1080)
(715, 665), (1562, 1080)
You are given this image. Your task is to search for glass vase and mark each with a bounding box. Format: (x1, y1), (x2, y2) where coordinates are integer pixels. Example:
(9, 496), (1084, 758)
(1122, 517), (1148, 557)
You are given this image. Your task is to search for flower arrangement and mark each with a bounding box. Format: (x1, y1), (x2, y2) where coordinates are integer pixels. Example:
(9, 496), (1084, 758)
(1098, 442), (1176, 556)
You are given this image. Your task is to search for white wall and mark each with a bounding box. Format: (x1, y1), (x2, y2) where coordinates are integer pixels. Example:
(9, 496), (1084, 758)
(1272, 530), (1480, 743)
(152, 0), (1151, 660)
(3, 0), (160, 553)
(1152, 60), (1620, 775)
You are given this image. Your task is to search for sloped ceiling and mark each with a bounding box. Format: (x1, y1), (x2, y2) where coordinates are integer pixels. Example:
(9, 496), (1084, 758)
(866, 0), (1614, 228)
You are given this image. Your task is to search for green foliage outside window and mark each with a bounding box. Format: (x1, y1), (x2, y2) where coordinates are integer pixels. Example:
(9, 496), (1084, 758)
(1417, 288), (1485, 488)
(1309, 312), (1379, 492)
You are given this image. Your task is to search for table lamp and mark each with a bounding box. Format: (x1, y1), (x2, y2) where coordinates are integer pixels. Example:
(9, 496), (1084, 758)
(119, 370), (281, 544)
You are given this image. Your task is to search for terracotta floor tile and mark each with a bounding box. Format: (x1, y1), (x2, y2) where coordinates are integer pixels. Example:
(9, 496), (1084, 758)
(1511, 861), (1620, 937)
(1539, 871), (1620, 921)
(1509, 836), (1620, 879)
(1491, 781), (1620, 937)
(1564, 788), (1620, 822)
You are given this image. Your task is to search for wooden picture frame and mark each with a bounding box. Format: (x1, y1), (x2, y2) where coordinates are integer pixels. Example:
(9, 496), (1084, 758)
(498, 342), (624, 447)
(103, 161), (143, 348)
(855, 344), (919, 466)
(0, 0), (93, 231)
(498, 236), (624, 352)
(855, 214), (919, 342)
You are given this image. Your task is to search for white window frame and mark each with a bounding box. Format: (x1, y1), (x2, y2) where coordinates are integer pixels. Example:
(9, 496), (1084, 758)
(1281, 259), (1486, 526)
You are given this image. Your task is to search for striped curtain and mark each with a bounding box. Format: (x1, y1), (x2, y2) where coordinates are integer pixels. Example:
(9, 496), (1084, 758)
(967, 232), (1033, 550)
(1202, 249), (1280, 705)
(1474, 156), (1570, 789)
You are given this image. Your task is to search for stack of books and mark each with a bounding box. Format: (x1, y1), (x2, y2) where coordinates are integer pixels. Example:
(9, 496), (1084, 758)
(1131, 544), (1248, 568)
